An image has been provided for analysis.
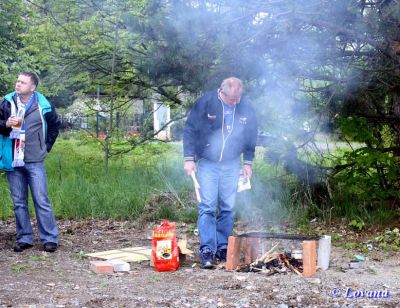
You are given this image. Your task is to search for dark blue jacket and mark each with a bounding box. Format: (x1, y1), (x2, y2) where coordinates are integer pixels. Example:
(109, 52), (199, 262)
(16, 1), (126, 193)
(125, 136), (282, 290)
(183, 90), (257, 164)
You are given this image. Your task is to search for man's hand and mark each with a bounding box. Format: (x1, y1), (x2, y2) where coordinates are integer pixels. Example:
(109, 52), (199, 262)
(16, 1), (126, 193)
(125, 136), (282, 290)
(243, 164), (253, 179)
(6, 116), (18, 128)
(184, 160), (196, 176)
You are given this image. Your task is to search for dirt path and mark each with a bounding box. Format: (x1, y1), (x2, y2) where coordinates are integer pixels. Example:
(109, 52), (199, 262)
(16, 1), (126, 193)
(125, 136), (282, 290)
(0, 219), (399, 307)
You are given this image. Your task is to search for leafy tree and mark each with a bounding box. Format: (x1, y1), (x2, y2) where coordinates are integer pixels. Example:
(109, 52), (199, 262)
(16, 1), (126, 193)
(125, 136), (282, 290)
(0, 0), (27, 93)
(141, 0), (400, 209)
(24, 0), (188, 166)
(10, 0), (400, 212)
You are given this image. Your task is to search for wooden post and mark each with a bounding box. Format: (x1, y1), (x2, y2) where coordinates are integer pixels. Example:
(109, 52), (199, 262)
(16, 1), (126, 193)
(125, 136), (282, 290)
(226, 236), (242, 270)
(302, 240), (317, 277)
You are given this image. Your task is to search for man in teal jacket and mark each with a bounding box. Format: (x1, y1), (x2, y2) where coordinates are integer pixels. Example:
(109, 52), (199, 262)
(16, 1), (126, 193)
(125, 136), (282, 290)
(0, 72), (60, 253)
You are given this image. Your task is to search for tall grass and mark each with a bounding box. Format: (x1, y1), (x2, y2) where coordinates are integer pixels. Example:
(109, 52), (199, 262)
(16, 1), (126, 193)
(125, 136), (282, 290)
(0, 139), (193, 220)
(0, 137), (317, 226)
(4, 136), (392, 227)
(235, 157), (309, 228)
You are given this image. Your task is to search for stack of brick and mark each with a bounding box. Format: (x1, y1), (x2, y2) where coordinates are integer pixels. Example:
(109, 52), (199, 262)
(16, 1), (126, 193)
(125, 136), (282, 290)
(90, 259), (130, 274)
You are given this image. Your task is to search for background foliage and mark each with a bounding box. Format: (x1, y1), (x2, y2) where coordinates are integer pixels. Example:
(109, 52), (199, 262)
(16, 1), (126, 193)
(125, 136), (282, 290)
(1, 0), (400, 224)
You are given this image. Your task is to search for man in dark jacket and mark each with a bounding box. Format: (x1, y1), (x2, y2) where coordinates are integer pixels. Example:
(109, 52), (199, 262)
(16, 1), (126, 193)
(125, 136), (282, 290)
(183, 77), (257, 268)
(0, 72), (60, 253)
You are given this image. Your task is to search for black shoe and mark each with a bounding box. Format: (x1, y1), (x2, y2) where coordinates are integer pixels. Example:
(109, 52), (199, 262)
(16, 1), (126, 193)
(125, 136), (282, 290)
(43, 242), (58, 253)
(13, 242), (33, 252)
(200, 251), (215, 269)
(216, 249), (227, 262)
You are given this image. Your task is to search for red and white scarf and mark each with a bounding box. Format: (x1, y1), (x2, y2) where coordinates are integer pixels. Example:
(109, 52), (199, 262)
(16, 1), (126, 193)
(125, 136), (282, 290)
(9, 94), (35, 167)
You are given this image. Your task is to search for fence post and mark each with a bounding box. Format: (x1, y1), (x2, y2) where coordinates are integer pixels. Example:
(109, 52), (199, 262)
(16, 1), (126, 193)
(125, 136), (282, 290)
(96, 111), (99, 137)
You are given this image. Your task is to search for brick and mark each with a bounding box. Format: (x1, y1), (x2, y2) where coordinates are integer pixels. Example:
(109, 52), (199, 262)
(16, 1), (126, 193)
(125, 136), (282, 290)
(302, 240), (317, 277)
(90, 260), (113, 274)
(245, 238), (259, 264)
(226, 236), (242, 271)
(108, 259), (130, 272)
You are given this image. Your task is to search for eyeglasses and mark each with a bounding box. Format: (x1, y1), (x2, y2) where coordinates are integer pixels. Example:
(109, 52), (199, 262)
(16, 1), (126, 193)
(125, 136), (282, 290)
(220, 90), (240, 104)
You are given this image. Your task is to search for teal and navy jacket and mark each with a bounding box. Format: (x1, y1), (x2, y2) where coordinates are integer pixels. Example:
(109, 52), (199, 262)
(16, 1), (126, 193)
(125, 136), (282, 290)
(0, 91), (60, 170)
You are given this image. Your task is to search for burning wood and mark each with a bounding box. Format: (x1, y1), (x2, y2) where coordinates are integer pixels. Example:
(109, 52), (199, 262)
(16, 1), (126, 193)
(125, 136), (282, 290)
(255, 243), (279, 263)
(236, 250), (303, 276)
(281, 254), (303, 276)
(226, 232), (319, 275)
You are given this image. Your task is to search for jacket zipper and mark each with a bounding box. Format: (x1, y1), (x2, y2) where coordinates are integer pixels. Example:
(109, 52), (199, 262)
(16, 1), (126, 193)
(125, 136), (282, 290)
(219, 98), (236, 161)
(38, 132), (43, 150)
(38, 105), (47, 142)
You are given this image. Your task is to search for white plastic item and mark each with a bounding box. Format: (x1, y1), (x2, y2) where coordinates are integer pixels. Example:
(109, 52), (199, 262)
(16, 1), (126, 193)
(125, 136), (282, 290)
(237, 170), (251, 192)
(317, 235), (331, 270)
(108, 259), (130, 272)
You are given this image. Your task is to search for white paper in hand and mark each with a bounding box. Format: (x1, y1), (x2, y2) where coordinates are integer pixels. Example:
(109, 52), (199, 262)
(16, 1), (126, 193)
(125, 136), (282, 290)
(237, 173), (251, 192)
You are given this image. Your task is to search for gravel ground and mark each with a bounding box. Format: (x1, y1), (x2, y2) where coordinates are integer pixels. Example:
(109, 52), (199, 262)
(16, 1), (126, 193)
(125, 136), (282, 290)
(0, 219), (399, 308)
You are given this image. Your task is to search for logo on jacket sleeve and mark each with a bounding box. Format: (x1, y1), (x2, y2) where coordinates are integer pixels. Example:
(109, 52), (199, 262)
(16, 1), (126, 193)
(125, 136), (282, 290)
(239, 117), (247, 124)
(207, 114), (217, 120)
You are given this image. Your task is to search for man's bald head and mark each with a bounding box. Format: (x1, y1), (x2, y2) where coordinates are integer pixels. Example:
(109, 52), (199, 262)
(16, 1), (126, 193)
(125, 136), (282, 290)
(220, 77), (243, 105)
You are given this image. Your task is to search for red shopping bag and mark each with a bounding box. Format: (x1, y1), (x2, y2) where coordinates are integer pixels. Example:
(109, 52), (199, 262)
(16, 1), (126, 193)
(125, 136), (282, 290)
(152, 220), (179, 272)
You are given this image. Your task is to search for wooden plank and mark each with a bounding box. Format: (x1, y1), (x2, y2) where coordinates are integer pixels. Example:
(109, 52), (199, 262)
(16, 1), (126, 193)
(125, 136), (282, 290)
(86, 246), (152, 262)
(86, 250), (122, 257)
(120, 246), (151, 252)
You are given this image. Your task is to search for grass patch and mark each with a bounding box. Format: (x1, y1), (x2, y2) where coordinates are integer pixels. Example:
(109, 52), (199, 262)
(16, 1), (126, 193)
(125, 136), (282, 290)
(10, 264), (29, 273)
(29, 255), (49, 262)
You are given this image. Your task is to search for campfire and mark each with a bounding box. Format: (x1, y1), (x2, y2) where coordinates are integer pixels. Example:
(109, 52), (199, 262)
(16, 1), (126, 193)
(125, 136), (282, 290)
(227, 232), (321, 276)
(236, 249), (303, 276)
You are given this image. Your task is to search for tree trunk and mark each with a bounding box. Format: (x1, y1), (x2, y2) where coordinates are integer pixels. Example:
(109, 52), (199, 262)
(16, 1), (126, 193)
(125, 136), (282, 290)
(104, 18), (120, 168)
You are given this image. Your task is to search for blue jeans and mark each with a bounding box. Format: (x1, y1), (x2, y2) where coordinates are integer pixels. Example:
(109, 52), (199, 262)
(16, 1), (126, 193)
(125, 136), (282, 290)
(6, 162), (58, 244)
(197, 158), (240, 254)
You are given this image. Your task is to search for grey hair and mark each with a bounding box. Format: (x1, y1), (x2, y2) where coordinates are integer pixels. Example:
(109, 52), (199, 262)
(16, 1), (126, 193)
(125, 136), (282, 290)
(220, 77), (243, 97)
